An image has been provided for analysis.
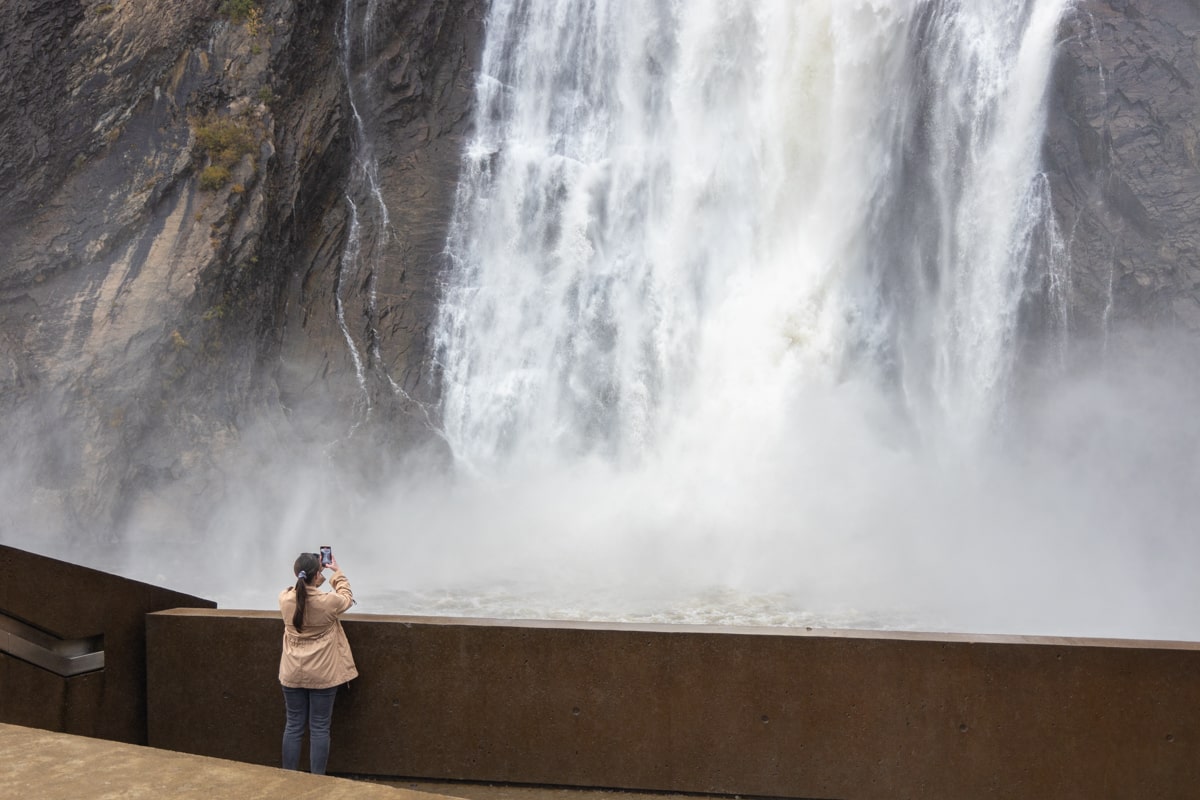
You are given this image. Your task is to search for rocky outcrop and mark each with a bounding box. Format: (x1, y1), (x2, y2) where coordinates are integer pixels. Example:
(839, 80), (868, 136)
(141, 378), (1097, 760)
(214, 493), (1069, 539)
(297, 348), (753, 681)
(269, 0), (484, 453)
(0, 0), (483, 538)
(1043, 0), (1200, 338)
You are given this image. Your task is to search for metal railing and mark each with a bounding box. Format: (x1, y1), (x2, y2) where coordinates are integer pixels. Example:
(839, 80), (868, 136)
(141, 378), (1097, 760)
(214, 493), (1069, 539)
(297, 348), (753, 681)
(0, 612), (104, 676)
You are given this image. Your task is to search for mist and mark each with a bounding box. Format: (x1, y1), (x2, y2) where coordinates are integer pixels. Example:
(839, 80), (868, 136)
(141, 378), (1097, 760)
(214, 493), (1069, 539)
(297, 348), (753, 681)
(204, 327), (1200, 642)
(4, 325), (1195, 642)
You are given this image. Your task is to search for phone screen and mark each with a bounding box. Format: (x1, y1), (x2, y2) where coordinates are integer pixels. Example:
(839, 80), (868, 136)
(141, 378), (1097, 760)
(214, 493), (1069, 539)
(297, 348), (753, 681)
(319, 546), (332, 566)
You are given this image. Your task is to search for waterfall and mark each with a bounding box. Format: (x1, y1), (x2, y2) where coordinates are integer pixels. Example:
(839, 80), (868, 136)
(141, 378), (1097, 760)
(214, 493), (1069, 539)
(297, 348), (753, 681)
(393, 0), (1101, 631)
(435, 0), (1070, 468)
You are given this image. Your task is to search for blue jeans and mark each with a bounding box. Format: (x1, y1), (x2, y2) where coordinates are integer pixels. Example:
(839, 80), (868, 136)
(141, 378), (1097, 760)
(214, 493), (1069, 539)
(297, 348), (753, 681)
(281, 685), (339, 774)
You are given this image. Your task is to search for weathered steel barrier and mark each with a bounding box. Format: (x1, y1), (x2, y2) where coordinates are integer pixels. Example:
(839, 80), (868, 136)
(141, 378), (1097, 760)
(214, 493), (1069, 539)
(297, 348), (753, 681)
(0, 545), (214, 743)
(146, 609), (1200, 799)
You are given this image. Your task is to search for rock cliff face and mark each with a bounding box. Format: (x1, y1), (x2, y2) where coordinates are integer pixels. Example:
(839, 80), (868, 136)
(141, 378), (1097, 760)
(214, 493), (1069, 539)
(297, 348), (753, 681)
(1, 0), (1197, 540)
(1043, 0), (1200, 338)
(0, 0), (483, 537)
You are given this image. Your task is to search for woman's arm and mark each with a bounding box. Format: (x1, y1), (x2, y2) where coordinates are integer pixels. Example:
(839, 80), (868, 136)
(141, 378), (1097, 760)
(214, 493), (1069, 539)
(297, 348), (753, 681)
(325, 557), (355, 612)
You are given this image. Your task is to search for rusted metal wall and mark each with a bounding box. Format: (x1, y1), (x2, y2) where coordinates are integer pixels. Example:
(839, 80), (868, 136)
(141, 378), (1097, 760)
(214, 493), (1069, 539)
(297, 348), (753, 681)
(0, 545), (214, 743)
(146, 609), (1200, 799)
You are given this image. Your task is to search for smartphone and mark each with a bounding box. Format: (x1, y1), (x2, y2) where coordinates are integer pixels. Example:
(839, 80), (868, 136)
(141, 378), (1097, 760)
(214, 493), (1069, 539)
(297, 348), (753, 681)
(319, 546), (332, 567)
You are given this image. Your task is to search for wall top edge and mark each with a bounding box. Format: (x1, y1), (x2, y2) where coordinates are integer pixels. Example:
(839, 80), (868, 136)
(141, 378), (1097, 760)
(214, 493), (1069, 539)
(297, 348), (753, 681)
(2, 545), (216, 608)
(146, 608), (1200, 651)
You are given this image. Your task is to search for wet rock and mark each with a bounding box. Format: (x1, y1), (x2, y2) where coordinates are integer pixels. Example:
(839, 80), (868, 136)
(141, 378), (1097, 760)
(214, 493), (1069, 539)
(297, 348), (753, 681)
(1042, 0), (1200, 339)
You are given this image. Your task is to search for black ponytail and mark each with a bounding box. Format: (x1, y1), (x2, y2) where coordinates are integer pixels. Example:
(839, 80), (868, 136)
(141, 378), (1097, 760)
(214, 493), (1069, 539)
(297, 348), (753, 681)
(291, 553), (321, 632)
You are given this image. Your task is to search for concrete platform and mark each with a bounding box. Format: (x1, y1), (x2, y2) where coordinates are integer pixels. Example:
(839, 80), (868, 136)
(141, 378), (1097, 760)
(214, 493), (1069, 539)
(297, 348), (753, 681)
(1, 724), (701, 800)
(0, 723), (436, 800)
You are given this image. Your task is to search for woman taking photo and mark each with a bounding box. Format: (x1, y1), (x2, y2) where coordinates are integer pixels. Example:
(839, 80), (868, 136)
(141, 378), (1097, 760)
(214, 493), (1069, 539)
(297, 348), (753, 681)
(278, 551), (357, 774)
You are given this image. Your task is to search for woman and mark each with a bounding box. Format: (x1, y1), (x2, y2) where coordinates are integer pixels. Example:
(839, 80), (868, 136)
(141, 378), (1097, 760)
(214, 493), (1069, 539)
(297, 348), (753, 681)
(278, 551), (358, 774)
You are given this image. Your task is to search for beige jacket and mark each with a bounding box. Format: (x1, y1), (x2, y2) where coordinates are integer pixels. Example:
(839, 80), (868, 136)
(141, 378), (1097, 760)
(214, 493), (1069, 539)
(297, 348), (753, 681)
(278, 570), (358, 689)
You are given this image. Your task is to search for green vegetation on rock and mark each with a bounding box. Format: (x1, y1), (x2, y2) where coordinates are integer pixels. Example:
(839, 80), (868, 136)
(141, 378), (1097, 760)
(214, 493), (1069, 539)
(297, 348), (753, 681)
(218, 0), (258, 24)
(193, 116), (257, 191)
(199, 165), (232, 190)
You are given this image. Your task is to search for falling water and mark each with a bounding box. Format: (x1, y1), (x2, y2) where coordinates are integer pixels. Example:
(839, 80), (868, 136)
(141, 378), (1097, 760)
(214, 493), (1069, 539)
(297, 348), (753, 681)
(435, 1), (1069, 470)
(407, 0), (1092, 631)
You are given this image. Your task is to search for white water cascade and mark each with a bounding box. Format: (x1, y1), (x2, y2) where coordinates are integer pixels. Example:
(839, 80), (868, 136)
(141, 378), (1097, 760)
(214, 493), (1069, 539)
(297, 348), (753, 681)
(436, 0), (1068, 468)
(409, 0), (1113, 631)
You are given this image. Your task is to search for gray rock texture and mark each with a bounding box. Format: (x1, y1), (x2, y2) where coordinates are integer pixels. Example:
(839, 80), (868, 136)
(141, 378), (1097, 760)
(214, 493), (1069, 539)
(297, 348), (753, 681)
(0, 0), (483, 537)
(1044, 0), (1200, 338)
(269, 0), (483, 453)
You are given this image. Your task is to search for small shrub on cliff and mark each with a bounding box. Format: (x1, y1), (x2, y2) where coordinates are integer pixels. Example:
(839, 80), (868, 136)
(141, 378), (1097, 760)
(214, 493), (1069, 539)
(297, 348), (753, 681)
(193, 115), (257, 191)
(219, 0), (258, 24)
(195, 117), (256, 162)
(199, 165), (232, 191)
